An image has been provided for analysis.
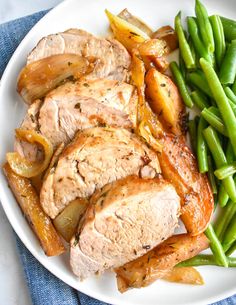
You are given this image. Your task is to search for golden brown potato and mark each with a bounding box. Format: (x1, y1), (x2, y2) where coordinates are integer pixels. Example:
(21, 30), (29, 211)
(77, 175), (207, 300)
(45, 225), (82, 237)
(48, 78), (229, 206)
(145, 68), (185, 135)
(152, 25), (178, 52)
(163, 267), (204, 285)
(118, 9), (153, 37)
(151, 55), (169, 73)
(3, 163), (65, 256)
(115, 233), (209, 292)
(53, 198), (88, 242)
(159, 135), (214, 236)
(105, 9), (149, 52)
(138, 39), (168, 57)
(30, 174), (43, 194)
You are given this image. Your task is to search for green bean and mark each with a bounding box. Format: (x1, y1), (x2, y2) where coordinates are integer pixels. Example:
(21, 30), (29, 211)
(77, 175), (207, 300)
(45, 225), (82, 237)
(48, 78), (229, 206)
(220, 16), (236, 42)
(200, 58), (236, 156)
(201, 108), (228, 136)
(222, 213), (236, 252)
(178, 254), (236, 267)
(188, 118), (198, 153)
(226, 240), (236, 256)
(179, 50), (186, 80)
(191, 90), (210, 111)
(218, 184), (229, 208)
(187, 17), (213, 64)
(216, 142), (236, 179)
(197, 117), (208, 173)
(205, 224), (228, 267)
(232, 79), (236, 95)
(207, 155), (218, 194)
(203, 126), (236, 202)
(195, 0), (215, 53)
(214, 163), (236, 180)
(228, 98), (236, 116)
(188, 71), (213, 98)
(215, 200), (236, 241)
(208, 106), (221, 117)
(175, 12), (196, 70)
(170, 61), (194, 108)
(226, 141), (235, 163)
(188, 37), (197, 66)
(224, 86), (236, 104)
(217, 141), (233, 208)
(219, 40), (236, 85)
(210, 15), (226, 67)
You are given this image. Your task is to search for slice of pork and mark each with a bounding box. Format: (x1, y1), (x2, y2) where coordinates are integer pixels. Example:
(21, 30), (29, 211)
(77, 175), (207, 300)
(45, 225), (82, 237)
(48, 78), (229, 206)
(40, 127), (161, 219)
(15, 79), (138, 161)
(70, 175), (180, 280)
(27, 29), (131, 82)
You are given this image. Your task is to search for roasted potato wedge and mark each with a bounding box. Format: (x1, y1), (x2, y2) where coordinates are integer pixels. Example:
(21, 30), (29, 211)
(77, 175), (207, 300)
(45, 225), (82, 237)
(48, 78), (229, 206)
(163, 267), (204, 285)
(118, 9), (153, 37)
(30, 174), (43, 194)
(105, 9), (149, 52)
(159, 135), (214, 235)
(138, 40), (169, 72)
(152, 26), (178, 52)
(17, 54), (91, 104)
(53, 198), (88, 242)
(3, 163), (65, 256)
(115, 233), (208, 292)
(138, 39), (168, 57)
(145, 68), (185, 136)
(150, 55), (169, 72)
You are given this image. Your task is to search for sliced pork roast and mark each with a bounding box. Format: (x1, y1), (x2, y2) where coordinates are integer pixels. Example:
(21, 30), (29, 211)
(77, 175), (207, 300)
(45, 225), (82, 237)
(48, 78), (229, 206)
(40, 127), (161, 219)
(15, 79), (138, 161)
(27, 29), (131, 82)
(70, 175), (180, 280)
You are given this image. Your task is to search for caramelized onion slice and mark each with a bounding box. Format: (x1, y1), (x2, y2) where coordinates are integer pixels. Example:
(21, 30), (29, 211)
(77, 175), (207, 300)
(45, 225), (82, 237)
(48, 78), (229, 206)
(152, 25), (178, 52)
(105, 9), (149, 52)
(53, 198), (89, 242)
(118, 8), (153, 37)
(7, 129), (53, 178)
(138, 121), (163, 152)
(131, 49), (163, 152)
(163, 267), (204, 285)
(17, 54), (91, 104)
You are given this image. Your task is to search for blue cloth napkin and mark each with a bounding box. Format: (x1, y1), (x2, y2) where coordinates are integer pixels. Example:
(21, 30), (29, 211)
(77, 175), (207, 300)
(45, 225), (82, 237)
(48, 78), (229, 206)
(0, 10), (236, 305)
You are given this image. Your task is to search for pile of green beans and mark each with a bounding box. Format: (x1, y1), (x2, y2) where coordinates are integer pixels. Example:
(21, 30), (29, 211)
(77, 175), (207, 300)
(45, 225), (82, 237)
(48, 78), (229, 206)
(172, 0), (236, 268)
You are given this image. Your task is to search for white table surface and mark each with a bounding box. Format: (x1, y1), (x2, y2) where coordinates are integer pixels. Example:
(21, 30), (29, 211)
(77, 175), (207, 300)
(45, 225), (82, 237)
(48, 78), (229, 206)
(0, 2), (62, 304)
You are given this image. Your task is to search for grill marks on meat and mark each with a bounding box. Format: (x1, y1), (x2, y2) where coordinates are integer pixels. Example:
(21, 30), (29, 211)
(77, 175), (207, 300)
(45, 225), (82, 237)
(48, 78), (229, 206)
(40, 128), (161, 219)
(27, 29), (131, 82)
(70, 176), (180, 280)
(15, 79), (138, 161)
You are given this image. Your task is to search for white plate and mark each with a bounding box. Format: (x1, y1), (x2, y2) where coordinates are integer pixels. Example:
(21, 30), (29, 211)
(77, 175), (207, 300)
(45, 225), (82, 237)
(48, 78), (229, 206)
(0, 0), (236, 304)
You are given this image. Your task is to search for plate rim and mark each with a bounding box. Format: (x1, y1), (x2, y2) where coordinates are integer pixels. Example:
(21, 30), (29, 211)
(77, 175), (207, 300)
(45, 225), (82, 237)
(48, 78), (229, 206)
(0, 0), (236, 304)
